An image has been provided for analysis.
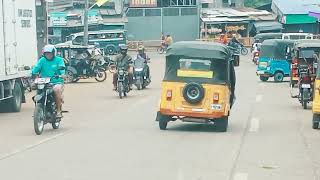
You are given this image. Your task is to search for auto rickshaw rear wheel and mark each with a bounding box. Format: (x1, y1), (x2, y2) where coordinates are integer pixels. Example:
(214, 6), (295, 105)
(214, 117), (228, 132)
(274, 72), (284, 82)
(312, 114), (320, 129)
(156, 112), (169, 130)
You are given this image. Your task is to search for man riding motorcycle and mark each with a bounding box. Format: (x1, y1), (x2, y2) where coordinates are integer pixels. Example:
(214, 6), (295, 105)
(136, 45), (151, 80)
(112, 45), (133, 90)
(32, 45), (66, 118)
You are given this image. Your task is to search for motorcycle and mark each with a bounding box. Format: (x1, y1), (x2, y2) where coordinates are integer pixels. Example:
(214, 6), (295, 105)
(157, 44), (167, 54)
(133, 57), (151, 90)
(298, 64), (313, 109)
(117, 68), (131, 99)
(32, 67), (65, 135)
(253, 51), (260, 65)
(229, 42), (248, 55)
(66, 57), (107, 83)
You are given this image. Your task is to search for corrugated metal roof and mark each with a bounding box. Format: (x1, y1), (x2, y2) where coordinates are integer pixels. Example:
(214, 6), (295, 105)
(201, 8), (275, 23)
(273, 0), (320, 14)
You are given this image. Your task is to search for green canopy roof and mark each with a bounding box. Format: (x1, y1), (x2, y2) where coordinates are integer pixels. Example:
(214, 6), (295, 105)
(166, 41), (231, 60)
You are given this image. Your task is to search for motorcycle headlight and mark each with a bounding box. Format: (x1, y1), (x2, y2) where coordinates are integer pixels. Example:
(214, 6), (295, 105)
(37, 84), (45, 90)
(119, 70), (124, 75)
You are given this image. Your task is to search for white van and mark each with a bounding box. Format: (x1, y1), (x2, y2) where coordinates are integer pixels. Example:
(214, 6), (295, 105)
(282, 33), (314, 40)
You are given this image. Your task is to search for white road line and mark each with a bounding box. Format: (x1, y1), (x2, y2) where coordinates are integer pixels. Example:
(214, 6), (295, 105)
(255, 95), (263, 102)
(0, 131), (70, 161)
(233, 173), (248, 180)
(249, 118), (260, 132)
(176, 168), (184, 180)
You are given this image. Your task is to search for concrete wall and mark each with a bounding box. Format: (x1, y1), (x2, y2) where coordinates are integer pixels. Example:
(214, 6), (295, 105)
(126, 7), (199, 42)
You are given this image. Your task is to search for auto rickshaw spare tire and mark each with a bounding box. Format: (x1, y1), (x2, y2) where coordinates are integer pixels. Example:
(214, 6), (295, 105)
(183, 82), (205, 104)
(105, 45), (117, 55)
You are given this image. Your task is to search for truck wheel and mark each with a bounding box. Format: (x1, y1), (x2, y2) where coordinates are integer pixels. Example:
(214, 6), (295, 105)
(7, 82), (22, 112)
(215, 117), (228, 132)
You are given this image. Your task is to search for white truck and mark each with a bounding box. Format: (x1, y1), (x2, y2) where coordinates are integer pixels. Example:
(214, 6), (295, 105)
(0, 0), (38, 112)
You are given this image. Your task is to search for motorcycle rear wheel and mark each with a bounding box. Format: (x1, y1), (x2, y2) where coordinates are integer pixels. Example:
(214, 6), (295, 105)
(241, 48), (248, 55)
(34, 103), (45, 135)
(95, 69), (107, 82)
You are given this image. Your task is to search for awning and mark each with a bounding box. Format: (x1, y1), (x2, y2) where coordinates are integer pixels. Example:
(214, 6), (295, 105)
(253, 21), (283, 33)
(309, 11), (320, 19)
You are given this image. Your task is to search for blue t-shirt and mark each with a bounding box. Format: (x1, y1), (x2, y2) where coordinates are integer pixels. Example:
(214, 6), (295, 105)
(32, 56), (66, 84)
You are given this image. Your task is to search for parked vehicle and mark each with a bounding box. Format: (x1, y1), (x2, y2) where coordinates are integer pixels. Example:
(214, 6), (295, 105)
(32, 67), (65, 135)
(133, 57), (151, 90)
(0, 0), (38, 112)
(117, 68), (131, 99)
(69, 29), (127, 55)
(256, 39), (294, 82)
(55, 42), (107, 83)
(156, 41), (236, 132)
(289, 40), (320, 87)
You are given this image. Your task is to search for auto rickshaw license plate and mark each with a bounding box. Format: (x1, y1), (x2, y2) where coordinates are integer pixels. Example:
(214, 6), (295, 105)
(302, 84), (311, 88)
(257, 71), (264, 75)
(211, 104), (222, 110)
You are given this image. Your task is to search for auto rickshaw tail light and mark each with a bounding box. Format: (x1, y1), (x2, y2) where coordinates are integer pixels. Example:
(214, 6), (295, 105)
(166, 90), (172, 100)
(213, 93), (219, 102)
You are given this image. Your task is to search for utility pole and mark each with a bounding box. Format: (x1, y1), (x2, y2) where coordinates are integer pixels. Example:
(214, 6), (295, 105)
(83, 0), (89, 46)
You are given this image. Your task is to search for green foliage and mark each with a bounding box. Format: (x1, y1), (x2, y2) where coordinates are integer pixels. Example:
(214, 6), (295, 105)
(245, 0), (271, 7)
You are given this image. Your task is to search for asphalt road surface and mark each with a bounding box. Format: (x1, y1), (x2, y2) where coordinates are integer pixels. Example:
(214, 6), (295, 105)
(0, 52), (320, 180)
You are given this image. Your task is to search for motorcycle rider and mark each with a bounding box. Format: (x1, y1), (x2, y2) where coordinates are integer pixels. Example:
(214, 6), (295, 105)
(112, 45), (133, 90)
(32, 45), (66, 118)
(136, 45), (151, 80)
(228, 34), (240, 46)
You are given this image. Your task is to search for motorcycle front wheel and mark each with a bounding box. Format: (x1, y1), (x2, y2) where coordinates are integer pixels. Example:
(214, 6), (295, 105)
(157, 47), (165, 54)
(95, 69), (107, 82)
(118, 82), (124, 99)
(34, 103), (45, 135)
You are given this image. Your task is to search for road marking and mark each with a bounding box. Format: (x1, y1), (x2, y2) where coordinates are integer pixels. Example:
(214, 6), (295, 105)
(255, 95), (263, 102)
(233, 173), (248, 180)
(249, 118), (260, 132)
(176, 168), (184, 180)
(0, 131), (70, 161)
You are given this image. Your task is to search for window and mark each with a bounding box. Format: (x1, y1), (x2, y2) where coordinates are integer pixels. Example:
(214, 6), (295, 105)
(181, 8), (197, 16)
(73, 36), (83, 45)
(126, 9), (143, 17)
(202, 3), (209, 8)
(179, 59), (211, 71)
(145, 9), (161, 16)
(163, 8), (179, 16)
(300, 49), (316, 59)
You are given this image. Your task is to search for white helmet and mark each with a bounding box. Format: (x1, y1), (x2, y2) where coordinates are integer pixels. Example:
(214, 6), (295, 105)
(42, 44), (56, 55)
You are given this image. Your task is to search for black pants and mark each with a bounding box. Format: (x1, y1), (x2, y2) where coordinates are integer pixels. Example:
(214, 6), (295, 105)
(113, 73), (133, 87)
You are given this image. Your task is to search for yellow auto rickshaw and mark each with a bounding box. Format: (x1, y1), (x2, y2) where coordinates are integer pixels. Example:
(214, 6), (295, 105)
(156, 41), (236, 132)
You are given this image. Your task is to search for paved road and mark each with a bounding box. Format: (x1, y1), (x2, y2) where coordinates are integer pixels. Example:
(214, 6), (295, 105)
(0, 52), (320, 180)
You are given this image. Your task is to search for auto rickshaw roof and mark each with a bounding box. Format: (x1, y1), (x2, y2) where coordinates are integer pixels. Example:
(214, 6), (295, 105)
(55, 41), (94, 49)
(166, 41), (231, 60)
(260, 39), (295, 59)
(294, 39), (320, 49)
(254, 33), (283, 41)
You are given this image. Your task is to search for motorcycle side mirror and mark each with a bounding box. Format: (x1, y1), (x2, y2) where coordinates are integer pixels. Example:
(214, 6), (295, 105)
(24, 66), (31, 70)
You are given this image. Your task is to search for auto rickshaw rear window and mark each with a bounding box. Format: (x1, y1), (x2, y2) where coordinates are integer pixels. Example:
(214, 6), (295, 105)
(178, 59), (213, 78)
(300, 49), (316, 59)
